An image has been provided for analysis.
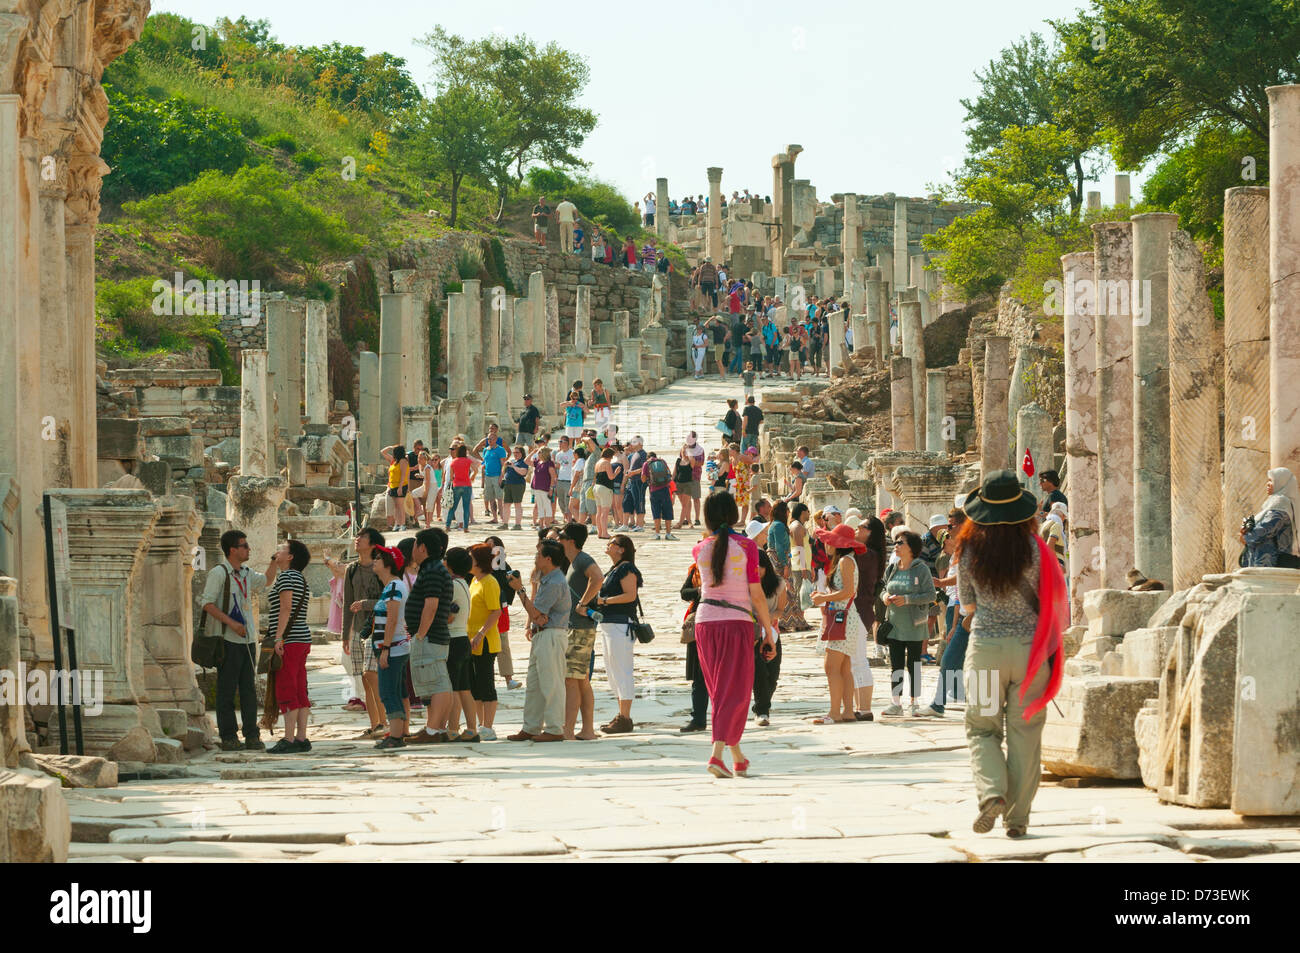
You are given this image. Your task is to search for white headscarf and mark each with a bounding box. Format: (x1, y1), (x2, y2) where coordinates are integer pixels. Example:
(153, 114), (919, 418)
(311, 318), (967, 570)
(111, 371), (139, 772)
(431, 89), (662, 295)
(1257, 467), (1300, 555)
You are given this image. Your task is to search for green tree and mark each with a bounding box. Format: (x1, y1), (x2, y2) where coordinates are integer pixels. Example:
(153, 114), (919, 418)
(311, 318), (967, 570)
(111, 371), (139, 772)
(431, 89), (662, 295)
(297, 43), (421, 116)
(101, 89), (249, 205)
(1054, 0), (1300, 169)
(127, 165), (364, 281)
(399, 85), (508, 228)
(1141, 126), (1266, 244)
(960, 32), (1104, 215)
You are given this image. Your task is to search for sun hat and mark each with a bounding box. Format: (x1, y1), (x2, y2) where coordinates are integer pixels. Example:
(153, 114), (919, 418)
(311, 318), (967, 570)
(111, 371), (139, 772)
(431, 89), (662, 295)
(928, 514), (947, 530)
(816, 522), (866, 553)
(962, 469), (1039, 525)
(844, 507), (862, 522)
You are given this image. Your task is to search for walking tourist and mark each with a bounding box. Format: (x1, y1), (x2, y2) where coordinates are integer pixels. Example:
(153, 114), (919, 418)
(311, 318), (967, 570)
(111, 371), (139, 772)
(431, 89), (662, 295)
(955, 469), (1067, 837)
(692, 493), (778, 777)
(691, 323), (708, 378)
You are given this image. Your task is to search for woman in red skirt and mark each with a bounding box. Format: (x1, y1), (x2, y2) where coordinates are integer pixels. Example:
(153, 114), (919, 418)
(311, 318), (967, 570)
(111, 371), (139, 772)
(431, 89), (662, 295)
(692, 492), (778, 778)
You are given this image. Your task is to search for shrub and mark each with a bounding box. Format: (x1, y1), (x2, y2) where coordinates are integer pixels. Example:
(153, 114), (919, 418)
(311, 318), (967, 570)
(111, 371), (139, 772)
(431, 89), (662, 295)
(454, 242), (485, 280)
(259, 131), (298, 153)
(292, 149), (325, 172)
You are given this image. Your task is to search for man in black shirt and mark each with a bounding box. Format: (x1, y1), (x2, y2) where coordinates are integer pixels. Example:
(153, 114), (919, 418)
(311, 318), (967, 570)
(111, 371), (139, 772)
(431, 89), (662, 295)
(406, 528), (456, 744)
(516, 394), (543, 447)
(1038, 469), (1068, 514)
(741, 395), (764, 454)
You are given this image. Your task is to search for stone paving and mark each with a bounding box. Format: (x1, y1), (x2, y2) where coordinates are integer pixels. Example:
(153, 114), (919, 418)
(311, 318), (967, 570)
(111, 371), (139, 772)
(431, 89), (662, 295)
(64, 376), (1300, 862)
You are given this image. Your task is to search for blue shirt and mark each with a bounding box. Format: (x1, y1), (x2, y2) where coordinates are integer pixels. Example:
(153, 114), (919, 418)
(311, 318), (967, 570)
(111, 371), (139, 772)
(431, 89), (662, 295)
(482, 445), (507, 478)
(565, 402), (585, 428)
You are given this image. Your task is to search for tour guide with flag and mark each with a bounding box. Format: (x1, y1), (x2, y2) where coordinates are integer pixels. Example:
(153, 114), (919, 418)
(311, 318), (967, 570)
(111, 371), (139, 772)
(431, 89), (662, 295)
(954, 469), (1067, 839)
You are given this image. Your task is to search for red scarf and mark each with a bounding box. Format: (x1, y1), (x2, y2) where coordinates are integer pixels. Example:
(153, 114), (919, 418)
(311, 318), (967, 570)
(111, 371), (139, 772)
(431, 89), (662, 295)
(1019, 535), (1068, 719)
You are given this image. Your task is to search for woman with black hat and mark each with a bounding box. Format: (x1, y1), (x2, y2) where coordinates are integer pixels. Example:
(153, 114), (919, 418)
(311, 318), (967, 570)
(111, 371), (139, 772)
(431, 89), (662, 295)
(955, 469), (1068, 838)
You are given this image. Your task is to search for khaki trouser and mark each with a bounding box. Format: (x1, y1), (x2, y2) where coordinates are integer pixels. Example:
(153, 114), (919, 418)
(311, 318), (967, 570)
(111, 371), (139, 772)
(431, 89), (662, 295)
(498, 630), (515, 680)
(560, 221), (575, 253)
(963, 634), (1048, 829)
(522, 628), (567, 735)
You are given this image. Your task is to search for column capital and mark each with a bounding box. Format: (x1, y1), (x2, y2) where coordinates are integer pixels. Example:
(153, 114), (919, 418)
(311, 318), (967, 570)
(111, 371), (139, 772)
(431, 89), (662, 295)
(706, 166), (723, 183)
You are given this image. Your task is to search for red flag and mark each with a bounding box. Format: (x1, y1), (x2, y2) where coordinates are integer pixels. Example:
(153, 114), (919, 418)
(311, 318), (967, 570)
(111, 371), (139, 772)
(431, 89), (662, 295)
(1022, 448), (1035, 478)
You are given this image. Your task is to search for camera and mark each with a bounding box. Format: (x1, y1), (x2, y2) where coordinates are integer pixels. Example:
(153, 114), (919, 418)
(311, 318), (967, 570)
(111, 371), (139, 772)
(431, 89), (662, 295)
(1241, 514), (1256, 534)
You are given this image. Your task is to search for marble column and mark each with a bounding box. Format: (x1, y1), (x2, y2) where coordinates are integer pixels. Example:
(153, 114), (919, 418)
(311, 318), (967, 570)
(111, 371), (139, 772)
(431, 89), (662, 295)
(1268, 84), (1300, 475)
(1016, 403), (1054, 502)
(865, 315), (880, 364)
(304, 299), (329, 425)
(65, 216), (98, 489)
(1131, 211), (1178, 584)
(1114, 174), (1131, 207)
(239, 349), (269, 476)
(545, 287), (560, 360)
(1006, 346), (1031, 467)
(770, 146), (800, 274)
(706, 167), (723, 263)
(980, 337), (1011, 478)
(392, 270), (433, 405)
(36, 129), (72, 494)
(461, 391), (485, 443)
(486, 368), (511, 427)
(877, 248), (894, 299)
(265, 298), (294, 448)
(1086, 190), (1101, 211)
(521, 353), (543, 408)
(891, 357), (916, 452)
(656, 177), (670, 239)
(379, 297), (404, 449)
(614, 310), (631, 341)
(500, 297), (523, 411)
(574, 286), (592, 352)
(900, 301), (926, 448)
(851, 313), (870, 364)
(527, 271), (546, 351)
(1061, 251), (1100, 623)
(437, 399), (462, 447)
(893, 197), (909, 289)
(864, 278), (885, 363)
(540, 359), (562, 420)
(462, 280), (484, 392)
(446, 292), (469, 398)
(483, 286), (503, 370)
(359, 351), (379, 471)
(876, 280), (891, 357)
(827, 310), (845, 376)
(1093, 221), (1136, 590)
(1168, 229), (1224, 589)
(226, 477), (286, 580)
(842, 193), (859, 304)
(1223, 186), (1271, 569)
(925, 370), (947, 453)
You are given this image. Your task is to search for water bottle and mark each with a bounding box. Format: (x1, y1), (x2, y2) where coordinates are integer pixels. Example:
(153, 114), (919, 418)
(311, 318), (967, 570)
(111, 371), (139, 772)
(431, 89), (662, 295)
(586, 606), (604, 623)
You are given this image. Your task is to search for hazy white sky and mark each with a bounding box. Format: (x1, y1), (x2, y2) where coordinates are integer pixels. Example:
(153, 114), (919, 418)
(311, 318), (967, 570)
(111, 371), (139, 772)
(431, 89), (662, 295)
(162, 0), (1140, 204)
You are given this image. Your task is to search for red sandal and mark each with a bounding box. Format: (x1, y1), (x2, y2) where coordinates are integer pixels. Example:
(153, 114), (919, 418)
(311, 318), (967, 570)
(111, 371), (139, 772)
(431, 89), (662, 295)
(707, 757), (733, 779)
(733, 759), (751, 777)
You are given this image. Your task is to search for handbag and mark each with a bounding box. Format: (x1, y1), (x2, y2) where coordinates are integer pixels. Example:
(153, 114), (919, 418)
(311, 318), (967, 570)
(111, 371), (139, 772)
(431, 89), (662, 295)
(258, 581), (308, 675)
(192, 565), (229, 668)
(820, 598), (852, 642)
(631, 597), (655, 644)
(875, 618), (894, 645)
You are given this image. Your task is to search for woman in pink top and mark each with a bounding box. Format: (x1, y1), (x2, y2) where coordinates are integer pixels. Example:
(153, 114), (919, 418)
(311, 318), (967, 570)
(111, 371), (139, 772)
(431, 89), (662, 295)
(692, 492), (778, 779)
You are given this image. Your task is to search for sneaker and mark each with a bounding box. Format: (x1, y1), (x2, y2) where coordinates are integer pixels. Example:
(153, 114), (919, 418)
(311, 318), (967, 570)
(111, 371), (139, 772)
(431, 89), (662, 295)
(973, 797), (1007, 834)
(679, 721), (706, 733)
(375, 735), (406, 750)
(653, 534), (662, 541)
(506, 679), (522, 690)
(756, 714), (770, 727)
(243, 738), (266, 751)
(497, 523), (510, 530)
(909, 704), (920, 717)
(603, 715), (634, 735)
(478, 726), (497, 741)
(219, 738), (242, 752)
(881, 703), (904, 717)
(294, 739), (312, 753)
(512, 524), (522, 531)
(914, 706), (943, 718)
(664, 533), (679, 541)
(452, 730), (480, 742)
(267, 739), (297, 754)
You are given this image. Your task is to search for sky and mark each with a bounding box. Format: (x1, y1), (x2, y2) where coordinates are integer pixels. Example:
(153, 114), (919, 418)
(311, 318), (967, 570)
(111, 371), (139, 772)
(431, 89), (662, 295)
(161, 0), (1142, 205)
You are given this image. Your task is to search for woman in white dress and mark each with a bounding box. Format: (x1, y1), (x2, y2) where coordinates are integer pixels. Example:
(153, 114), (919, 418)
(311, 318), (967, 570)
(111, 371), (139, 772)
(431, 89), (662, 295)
(691, 325), (709, 378)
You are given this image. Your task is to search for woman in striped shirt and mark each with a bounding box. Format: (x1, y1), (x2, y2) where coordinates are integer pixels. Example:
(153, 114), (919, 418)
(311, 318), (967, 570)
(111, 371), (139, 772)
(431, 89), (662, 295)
(268, 540), (313, 754)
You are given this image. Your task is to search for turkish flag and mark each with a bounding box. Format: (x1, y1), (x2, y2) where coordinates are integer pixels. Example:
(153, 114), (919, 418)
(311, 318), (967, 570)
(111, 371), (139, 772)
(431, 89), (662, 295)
(1022, 448), (1036, 478)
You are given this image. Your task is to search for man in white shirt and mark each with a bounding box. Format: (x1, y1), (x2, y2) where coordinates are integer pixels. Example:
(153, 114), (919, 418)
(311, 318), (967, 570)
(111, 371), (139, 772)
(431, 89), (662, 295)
(553, 435), (576, 523)
(555, 197), (579, 254)
(642, 192), (656, 228)
(201, 528), (281, 751)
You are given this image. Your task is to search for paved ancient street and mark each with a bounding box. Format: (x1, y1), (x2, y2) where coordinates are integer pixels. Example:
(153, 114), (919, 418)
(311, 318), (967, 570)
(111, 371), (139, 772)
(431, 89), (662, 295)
(63, 377), (1300, 863)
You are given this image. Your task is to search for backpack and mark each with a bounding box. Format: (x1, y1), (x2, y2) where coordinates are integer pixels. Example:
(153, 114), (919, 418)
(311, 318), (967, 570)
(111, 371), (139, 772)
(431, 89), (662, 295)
(673, 459), (694, 484)
(648, 458), (672, 488)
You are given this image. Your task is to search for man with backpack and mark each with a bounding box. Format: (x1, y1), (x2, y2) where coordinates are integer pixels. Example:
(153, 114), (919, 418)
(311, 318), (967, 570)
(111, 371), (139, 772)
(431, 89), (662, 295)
(201, 528), (283, 751)
(643, 451), (678, 540)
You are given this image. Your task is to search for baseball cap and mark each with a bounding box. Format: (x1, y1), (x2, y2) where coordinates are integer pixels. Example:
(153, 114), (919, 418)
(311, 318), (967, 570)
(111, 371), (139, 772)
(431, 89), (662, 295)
(928, 514), (947, 530)
(824, 504), (842, 516)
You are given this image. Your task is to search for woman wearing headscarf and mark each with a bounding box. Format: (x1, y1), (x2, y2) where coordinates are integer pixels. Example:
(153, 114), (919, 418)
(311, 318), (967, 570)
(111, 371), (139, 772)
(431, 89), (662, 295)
(955, 470), (1068, 838)
(691, 324), (709, 379)
(1041, 501), (1069, 573)
(1240, 467), (1300, 568)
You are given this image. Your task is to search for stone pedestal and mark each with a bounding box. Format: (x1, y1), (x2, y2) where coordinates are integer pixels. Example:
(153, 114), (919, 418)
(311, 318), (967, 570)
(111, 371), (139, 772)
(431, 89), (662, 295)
(137, 497), (205, 717)
(979, 337), (1011, 478)
(520, 353), (543, 411)
(612, 311), (630, 342)
(890, 464), (966, 536)
(899, 301), (925, 448)
(620, 338), (644, 389)
(1168, 230), (1223, 590)
(486, 368), (511, 429)
(1131, 212), (1178, 584)
(1086, 190), (1101, 211)
(239, 349), (269, 476)
(358, 350), (380, 471)
(642, 325), (669, 361)
(304, 299), (329, 425)
(1223, 187), (1271, 569)
(540, 360), (563, 421)
(1062, 252), (1100, 623)
(461, 392), (485, 445)
(890, 357), (916, 452)
(1093, 221), (1136, 590)
(1268, 85), (1300, 475)
(925, 369), (946, 453)
(379, 295), (404, 449)
(592, 345), (617, 391)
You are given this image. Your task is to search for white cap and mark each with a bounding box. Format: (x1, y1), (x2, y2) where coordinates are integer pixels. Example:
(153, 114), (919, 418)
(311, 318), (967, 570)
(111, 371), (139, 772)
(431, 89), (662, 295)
(824, 504), (842, 516)
(928, 514), (947, 529)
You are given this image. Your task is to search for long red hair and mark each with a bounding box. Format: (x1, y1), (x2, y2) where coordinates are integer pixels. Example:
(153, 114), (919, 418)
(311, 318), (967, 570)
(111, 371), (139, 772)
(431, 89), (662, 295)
(953, 518), (1037, 595)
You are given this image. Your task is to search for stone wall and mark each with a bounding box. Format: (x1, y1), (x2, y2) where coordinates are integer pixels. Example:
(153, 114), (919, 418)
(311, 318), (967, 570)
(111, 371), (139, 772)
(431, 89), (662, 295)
(101, 369), (240, 447)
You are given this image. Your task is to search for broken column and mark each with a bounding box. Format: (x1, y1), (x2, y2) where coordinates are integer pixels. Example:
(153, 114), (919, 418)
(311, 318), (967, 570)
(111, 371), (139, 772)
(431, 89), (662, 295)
(266, 297), (303, 448)
(486, 367), (511, 428)
(655, 177), (670, 239)
(574, 286), (592, 352)
(239, 349), (269, 476)
(1016, 403), (1054, 502)
(1222, 186), (1271, 568)
(445, 291), (469, 399)
(437, 398), (462, 447)
(461, 391), (485, 443)
(1093, 221), (1137, 590)
(842, 193), (859, 304)
(1168, 230), (1223, 589)
(521, 353), (543, 409)
(925, 369), (946, 453)
(1061, 251), (1100, 623)
(827, 310), (845, 376)
(545, 287), (560, 360)
(592, 345), (617, 389)
(1131, 211), (1178, 585)
(358, 350), (379, 474)
(899, 301), (925, 449)
(980, 337), (1011, 478)
(1268, 84), (1300, 476)
(706, 166), (723, 263)
(379, 294), (404, 449)
(462, 280), (484, 392)
(621, 338), (644, 388)
(892, 196), (909, 290)
(482, 286), (503, 372)
(1114, 173), (1131, 207)
(304, 299), (329, 425)
(890, 357), (916, 452)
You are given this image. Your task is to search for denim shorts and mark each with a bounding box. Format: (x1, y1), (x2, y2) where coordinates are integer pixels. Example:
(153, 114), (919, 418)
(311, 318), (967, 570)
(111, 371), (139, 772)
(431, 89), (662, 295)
(377, 653), (411, 718)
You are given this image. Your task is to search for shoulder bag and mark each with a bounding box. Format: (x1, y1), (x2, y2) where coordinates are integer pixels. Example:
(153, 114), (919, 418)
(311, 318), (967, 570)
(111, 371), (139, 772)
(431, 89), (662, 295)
(820, 597), (852, 642)
(631, 596), (655, 645)
(258, 580), (308, 675)
(192, 565), (229, 668)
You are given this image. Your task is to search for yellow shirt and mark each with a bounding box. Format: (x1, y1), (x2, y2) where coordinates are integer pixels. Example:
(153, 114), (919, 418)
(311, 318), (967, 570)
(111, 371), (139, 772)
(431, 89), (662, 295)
(468, 574), (502, 655)
(388, 460), (403, 490)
